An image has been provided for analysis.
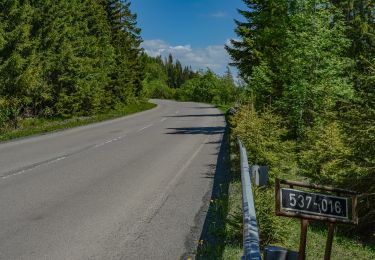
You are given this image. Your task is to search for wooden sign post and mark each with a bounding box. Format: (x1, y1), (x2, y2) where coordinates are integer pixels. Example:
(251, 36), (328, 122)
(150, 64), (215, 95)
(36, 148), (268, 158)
(275, 179), (358, 260)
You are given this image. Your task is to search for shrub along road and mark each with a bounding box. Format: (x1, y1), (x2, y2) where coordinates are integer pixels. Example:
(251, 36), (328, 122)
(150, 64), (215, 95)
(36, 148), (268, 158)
(0, 99), (226, 260)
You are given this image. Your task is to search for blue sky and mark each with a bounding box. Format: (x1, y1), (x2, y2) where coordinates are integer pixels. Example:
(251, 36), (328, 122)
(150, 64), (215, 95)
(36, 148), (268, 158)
(131, 0), (246, 75)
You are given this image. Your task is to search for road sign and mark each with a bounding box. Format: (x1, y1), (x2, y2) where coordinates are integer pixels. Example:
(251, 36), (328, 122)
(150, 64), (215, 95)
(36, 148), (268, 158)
(275, 179), (359, 260)
(281, 188), (348, 220)
(275, 179), (358, 225)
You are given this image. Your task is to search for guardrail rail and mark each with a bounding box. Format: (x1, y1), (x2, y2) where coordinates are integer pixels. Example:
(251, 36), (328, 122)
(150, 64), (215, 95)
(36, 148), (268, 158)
(238, 138), (262, 260)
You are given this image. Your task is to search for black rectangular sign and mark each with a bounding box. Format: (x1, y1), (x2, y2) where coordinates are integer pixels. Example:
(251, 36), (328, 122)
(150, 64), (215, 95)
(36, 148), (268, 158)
(281, 188), (348, 219)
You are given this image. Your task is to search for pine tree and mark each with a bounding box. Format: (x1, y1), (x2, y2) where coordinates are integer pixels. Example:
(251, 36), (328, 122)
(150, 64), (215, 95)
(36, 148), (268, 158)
(336, 1), (375, 235)
(0, 0), (145, 123)
(336, 0), (375, 164)
(104, 0), (143, 102)
(34, 0), (116, 116)
(225, 0), (289, 104)
(0, 0), (45, 118)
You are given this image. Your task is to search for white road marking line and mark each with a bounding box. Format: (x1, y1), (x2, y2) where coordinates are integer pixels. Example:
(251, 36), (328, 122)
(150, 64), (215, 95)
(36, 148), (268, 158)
(175, 111), (180, 114)
(1, 132), (129, 181)
(53, 156), (67, 162)
(94, 134), (127, 148)
(95, 141), (111, 148)
(118, 135), (210, 244)
(138, 124), (153, 132)
(2, 170), (26, 179)
(2, 156), (67, 180)
(160, 118), (167, 122)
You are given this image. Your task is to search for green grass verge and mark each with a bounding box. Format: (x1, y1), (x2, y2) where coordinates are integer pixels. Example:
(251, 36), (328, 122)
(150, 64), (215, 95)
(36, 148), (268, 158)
(0, 102), (156, 142)
(274, 219), (375, 260)
(222, 173), (243, 260)
(196, 114), (243, 259)
(196, 175), (243, 259)
(215, 104), (232, 113)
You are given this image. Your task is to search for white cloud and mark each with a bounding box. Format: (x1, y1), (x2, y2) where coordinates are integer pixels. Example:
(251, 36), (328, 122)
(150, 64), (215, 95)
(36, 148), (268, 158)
(210, 11), (227, 18)
(142, 39), (232, 75)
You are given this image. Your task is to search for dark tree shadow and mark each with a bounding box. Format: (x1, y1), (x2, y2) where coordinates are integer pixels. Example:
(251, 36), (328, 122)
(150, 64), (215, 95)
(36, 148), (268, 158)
(187, 106), (215, 109)
(167, 114), (224, 118)
(205, 141), (222, 145)
(195, 128), (231, 259)
(165, 126), (225, 135)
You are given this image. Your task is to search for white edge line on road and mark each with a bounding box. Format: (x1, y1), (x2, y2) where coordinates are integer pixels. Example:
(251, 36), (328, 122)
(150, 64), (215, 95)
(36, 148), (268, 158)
(138, 124), (154, 132)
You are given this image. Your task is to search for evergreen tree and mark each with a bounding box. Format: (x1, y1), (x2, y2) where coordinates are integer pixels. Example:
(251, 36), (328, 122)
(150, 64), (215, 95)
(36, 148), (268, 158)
(0, 0), (145, 124)
(165, 54), (175, 88)
(0, 0), (45, 117)
(278, 0), (353, 136)
(227, 0), (354, 136)
(336, 0), (375, 235)
(104, 0), (143, 102)
(34, 0), (115, 116)
(226, 0), (289, 104)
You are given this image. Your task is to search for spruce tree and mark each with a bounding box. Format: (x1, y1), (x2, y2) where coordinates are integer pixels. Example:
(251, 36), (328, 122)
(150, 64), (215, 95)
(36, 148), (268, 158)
(337, 0), (375, 235)
(0, 0), (45, 117)
(34, 0), (116, 116)
(104, 0), (143, 102)
(225, 0), (289, 105)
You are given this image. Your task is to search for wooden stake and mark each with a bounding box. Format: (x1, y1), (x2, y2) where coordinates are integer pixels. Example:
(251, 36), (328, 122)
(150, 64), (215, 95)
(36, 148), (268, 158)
(298, 219), (309, 260)
(324, 223), (335, 260)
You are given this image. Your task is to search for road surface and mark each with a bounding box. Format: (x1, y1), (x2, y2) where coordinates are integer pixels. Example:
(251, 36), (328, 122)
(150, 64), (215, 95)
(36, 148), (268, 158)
(0, 99), (226, 260)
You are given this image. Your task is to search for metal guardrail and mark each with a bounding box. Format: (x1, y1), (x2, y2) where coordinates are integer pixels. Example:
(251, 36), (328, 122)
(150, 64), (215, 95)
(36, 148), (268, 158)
(238, 138), (262, 260)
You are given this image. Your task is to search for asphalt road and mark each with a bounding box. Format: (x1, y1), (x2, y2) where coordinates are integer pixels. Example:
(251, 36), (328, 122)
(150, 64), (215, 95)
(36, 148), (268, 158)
(0, 99), (227, 260)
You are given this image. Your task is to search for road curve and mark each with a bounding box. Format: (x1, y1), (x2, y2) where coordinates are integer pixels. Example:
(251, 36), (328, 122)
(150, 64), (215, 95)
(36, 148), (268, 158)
(0, 99), (226, 260)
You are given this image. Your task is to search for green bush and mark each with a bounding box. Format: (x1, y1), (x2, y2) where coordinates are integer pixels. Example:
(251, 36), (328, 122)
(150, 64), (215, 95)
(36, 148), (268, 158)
(299, 121), (375, 237)
(232, 104), (297, 246)
(0, 98), (21, 130)
(299, 121), (356, 185)
(142, 80), (176, 99)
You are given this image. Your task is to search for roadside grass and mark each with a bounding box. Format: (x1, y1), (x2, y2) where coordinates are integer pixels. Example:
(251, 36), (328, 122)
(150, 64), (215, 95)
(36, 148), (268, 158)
(0, 102), (156, 142)
(196, 104), (244, 259)
(196, 133), (243, 260)
(274, 219), (375, 259)
(215, 104), (232, 113)
(221, 169), (243, 260)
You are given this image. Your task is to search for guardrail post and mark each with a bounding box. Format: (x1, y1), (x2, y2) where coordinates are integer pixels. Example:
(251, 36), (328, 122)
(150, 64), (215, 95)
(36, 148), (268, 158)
(252, 165), (268, 187)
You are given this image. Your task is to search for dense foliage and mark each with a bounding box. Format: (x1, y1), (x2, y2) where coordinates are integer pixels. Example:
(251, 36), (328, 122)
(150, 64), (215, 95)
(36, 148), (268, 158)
(227, 0), (374, 241)
(178, 68), (238, 105)
(141, 54), (197, 99)
(142, 54), (238, 105)
(0, 0), (143, 129)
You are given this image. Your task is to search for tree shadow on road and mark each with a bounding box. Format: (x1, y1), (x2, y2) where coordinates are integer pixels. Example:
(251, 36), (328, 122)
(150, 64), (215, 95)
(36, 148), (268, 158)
(165, 126), (225, 135)
(187, 106), (215, 109)
(194, 128), (233, 260)
(166, 114), (224, 118)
